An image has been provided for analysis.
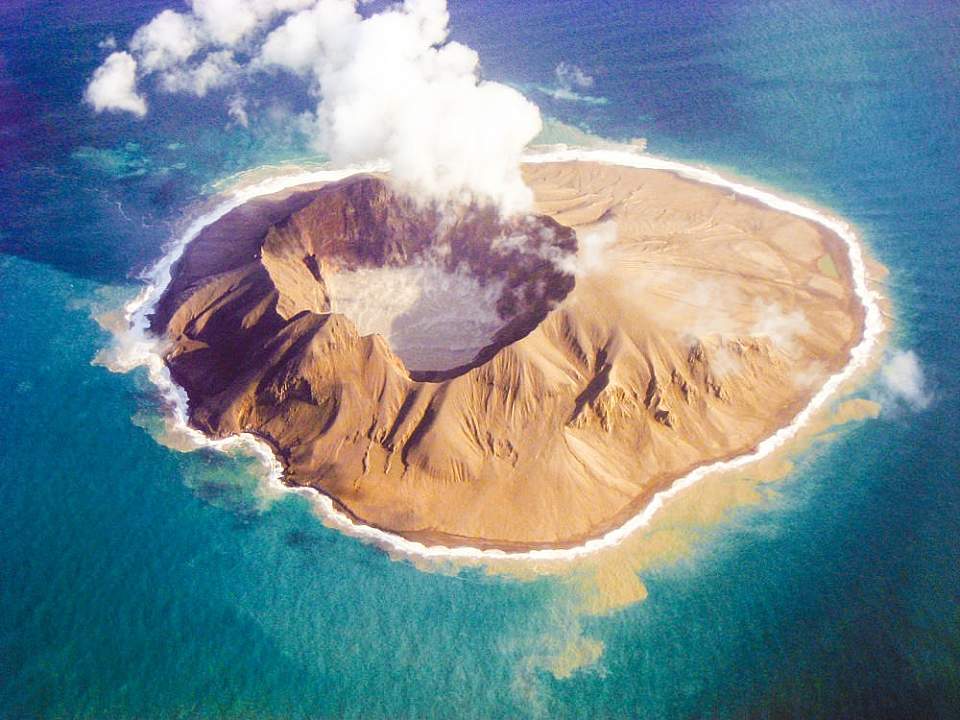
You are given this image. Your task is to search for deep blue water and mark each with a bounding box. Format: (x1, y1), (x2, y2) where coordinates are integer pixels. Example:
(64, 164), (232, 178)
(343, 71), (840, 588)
(2, 1), (959, 718)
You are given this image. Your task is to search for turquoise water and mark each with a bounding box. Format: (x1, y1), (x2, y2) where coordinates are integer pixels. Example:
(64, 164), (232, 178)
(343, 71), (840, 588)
(2, 1), (959, 718)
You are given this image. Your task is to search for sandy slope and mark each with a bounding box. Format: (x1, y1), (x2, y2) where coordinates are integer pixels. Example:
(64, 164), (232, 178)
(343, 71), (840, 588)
(152, 161), (863, 549)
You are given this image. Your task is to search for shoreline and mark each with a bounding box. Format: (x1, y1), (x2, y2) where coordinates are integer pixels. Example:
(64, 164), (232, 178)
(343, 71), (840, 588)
(113, 147), (886, 562)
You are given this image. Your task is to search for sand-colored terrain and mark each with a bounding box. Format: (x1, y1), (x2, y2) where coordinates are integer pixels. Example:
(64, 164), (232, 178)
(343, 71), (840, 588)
(151, 161), (864, 550)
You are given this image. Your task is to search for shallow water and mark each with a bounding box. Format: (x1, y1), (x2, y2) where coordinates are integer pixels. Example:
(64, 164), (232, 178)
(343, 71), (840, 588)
(2, 1), (959, 718)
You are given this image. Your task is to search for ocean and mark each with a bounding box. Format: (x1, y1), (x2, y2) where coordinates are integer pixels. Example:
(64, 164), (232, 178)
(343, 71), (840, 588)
(2, 1), (959, 718)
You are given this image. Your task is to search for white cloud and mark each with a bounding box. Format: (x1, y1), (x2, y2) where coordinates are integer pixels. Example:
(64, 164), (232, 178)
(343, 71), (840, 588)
(130, 10), (202, 73)
(84, 51), (147, 117)
(85, 0), (542, 214)
(260, 0), (541, 213)
(258, 0), (358, 75)
(751, 301), (810, 354)
(228, 94), (250, 127)
(534, 61), (607, 105)
(708, 342), (745, 379)
(881, 350), (931, 410)
(535, 84), (609, 106)
(790, 359), (827, 389)
(160, 50), (240, 96)
(563, 221), (617, 275)
(189, 0), (316, 46)
(98, 35), (117, 51)
(191, 0), (261, 46)
(555, 61), (594, 90)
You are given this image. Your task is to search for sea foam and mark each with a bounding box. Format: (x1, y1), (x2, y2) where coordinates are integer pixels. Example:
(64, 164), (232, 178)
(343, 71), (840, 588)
(112, 148), (885, 562)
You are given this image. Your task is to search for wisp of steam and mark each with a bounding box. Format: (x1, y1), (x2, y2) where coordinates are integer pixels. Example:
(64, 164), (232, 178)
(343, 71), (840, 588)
(84, 0), (542, 215)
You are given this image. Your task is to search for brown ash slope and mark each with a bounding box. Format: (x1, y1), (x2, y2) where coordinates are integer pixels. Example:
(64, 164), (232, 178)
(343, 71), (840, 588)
(152, 164), (864, 549)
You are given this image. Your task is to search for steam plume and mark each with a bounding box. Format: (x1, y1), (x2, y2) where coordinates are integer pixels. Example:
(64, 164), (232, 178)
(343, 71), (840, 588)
(83, 0), (542, 214)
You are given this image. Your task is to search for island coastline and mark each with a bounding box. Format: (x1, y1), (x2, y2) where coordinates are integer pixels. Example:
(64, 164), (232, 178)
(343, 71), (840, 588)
(112, 147), (886, 561)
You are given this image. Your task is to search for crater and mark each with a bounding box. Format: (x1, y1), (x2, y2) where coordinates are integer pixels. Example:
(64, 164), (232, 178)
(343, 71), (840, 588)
(256, 174), (578, 380)
(323, 263), (507, 375)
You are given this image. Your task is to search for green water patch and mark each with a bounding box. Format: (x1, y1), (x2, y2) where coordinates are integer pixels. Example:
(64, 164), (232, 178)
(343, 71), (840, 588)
(817, 253), (840, 279)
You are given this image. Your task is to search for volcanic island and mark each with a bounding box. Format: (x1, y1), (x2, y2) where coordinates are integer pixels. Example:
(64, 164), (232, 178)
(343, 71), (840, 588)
(151, 161), (865, 550)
